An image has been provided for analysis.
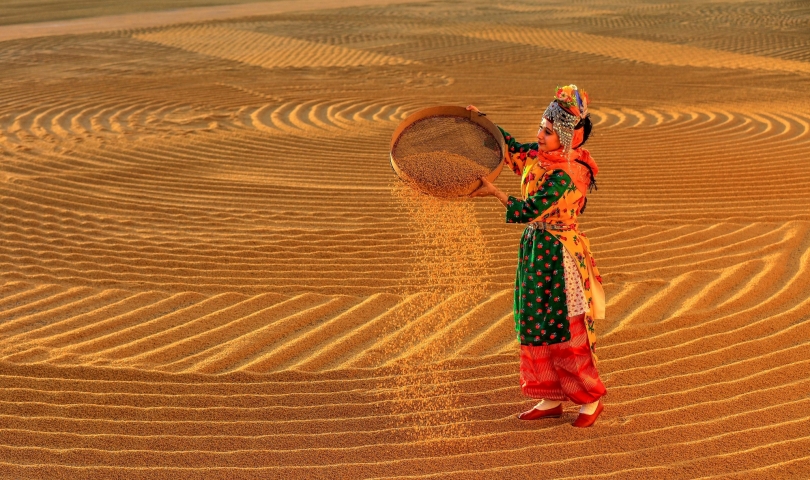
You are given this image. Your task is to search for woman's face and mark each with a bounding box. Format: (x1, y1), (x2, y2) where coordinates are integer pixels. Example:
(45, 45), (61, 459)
(537, 118), (561, 152)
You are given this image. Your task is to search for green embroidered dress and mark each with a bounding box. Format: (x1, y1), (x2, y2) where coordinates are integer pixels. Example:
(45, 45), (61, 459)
(499, 127), (606, 359)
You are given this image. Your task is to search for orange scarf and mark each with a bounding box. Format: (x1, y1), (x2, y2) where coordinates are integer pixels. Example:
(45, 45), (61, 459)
(535, 147), (598, 196)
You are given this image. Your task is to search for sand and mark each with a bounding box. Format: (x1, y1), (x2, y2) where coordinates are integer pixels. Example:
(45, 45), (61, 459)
(1, 0), (810, 477)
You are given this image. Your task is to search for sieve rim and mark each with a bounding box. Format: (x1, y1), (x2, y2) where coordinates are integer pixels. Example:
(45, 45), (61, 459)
(389, 105), (505, 197)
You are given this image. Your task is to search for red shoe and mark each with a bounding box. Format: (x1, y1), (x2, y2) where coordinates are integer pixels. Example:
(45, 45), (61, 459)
(572, 401), (603, 428)
(517, 404), (563, 420)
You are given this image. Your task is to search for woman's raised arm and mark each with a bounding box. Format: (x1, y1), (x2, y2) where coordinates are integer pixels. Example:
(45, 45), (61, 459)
(498, 126), (538, 176)
(466, 105), (534, 176)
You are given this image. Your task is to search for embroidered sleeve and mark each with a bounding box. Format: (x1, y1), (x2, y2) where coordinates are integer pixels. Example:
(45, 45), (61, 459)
(505, 170), (575, 224)
(498, 126), (539, 177)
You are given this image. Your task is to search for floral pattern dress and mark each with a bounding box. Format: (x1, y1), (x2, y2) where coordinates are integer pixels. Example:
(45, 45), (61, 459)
(499, 126), (606, 360)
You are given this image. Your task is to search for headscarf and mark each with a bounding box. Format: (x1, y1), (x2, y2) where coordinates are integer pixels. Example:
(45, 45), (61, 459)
(543, 84), (589, 158)
(539, 84), (597, 195)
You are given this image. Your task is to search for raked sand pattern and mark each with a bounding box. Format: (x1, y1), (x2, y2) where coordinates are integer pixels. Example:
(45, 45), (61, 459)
(134, 25), (414, 69)
(1, 0), (810, 478)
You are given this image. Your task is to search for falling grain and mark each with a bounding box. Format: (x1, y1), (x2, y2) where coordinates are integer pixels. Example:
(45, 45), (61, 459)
(383, 182), (493, 440)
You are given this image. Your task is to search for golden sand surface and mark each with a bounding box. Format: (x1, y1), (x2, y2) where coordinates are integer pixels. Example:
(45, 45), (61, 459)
(1, 0), (810, 477)
(0, 0), (391, 27)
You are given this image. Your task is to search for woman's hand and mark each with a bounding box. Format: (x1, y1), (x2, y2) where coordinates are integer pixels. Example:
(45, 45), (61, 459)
(470, 177), (509, 206)
(469, 176), (495, 197)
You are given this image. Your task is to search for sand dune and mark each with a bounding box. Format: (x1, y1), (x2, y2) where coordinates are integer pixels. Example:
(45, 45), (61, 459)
(462, 28), (810, 74)
(135, 25), (414, 69)
(1, 0), (810, 478)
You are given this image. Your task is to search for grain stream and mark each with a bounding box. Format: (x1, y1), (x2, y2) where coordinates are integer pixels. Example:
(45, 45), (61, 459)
(383, 183), (492, 440)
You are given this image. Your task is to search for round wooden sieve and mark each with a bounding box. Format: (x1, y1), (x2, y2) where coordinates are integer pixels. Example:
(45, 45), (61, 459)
(390, 106), (505, 197)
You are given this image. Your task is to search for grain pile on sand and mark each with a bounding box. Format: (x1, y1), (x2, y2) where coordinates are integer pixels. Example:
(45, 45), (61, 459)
(1, 0), (810, 478)
(395, 151), (491, 197)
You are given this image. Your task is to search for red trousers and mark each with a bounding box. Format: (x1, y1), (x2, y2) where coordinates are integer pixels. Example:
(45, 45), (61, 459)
(518, 314), (606, 404)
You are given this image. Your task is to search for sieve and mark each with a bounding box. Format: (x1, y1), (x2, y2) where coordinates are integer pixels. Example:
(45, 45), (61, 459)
(390, 106), (505, 197)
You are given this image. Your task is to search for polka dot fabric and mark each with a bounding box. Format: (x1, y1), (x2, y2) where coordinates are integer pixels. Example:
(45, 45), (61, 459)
(563, 248), (588, 317)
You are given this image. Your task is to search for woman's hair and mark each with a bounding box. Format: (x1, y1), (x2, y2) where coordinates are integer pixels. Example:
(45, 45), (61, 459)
(574, 115), (592, 149)
(573, 115), (597, 196)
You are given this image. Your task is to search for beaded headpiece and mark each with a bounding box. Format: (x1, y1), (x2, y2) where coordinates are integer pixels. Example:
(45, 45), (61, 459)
(542, 84), (589, 158)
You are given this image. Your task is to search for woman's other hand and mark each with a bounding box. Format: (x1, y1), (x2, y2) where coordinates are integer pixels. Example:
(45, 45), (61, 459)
(470, 177), (509, 206)
(470, 176), (495, 197)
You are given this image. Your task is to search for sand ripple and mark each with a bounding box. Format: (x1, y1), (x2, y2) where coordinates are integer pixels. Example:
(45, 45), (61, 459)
(134, 25), (414, 69)
(462, 27), (810, 74)
(1, 0), (810, 477)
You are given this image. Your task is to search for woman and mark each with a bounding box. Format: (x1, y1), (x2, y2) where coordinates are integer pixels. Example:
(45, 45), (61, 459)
(468, 85), (607, 427)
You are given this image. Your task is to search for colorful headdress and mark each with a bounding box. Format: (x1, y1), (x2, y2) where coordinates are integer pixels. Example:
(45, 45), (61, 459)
(543, 84), (590, 158)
